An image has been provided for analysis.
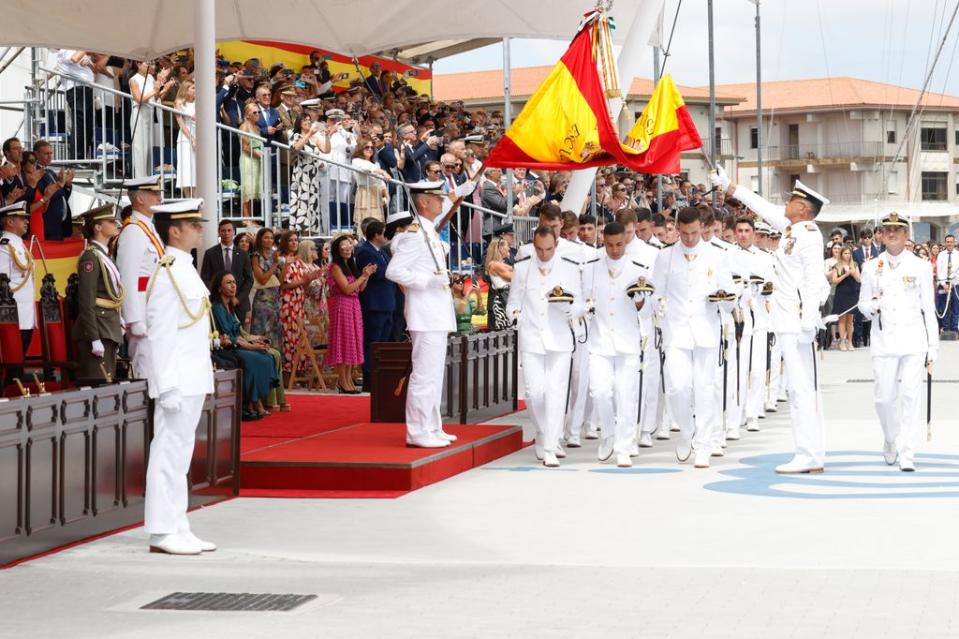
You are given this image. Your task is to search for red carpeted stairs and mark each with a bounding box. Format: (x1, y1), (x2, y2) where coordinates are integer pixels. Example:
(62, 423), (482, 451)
(239, 395), (522, 498)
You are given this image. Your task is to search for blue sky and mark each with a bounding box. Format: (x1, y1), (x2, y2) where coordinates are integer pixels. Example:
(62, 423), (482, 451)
(434, 0), (959, 96)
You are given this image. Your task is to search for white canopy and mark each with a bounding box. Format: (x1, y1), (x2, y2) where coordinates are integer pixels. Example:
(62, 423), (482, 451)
(1, 0), (645, 61)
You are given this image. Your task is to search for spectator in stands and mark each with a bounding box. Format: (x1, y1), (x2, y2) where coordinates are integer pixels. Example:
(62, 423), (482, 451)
(452, 273), (486, 335)
(289, 113), (330, 235)
(239, 102), (264, 222)
(200, 220), (254, 323)
(277, 85), (298, 133)
(278, 230), (322, 380)
(481, 167), (507, 214)
(18, 152), (60, 240)
(174, 79), (197, 197)
(547, 172), (570, 203)
(298, 238), (330, 350)
(235, 230), (254, 254)
(31, 141), (75, 241)
(92, 55), (129, 152)
(484, 236), (513, 331)
(327, 234), (375, 393)
(373, 126), (400, 176)
(55, 50), (96, 159)
(351, 137), (390, 224)
(355, 220), (395, 391)
(326, 110), (357, 230)
(210, 271), (280, 420)
(2, 138), (25, 201)
(398, 123), (434, 182)
(129, 60), (171, 178)
(250, 227), (284, 353)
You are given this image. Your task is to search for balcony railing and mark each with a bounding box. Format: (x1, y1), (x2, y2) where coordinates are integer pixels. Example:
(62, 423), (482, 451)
(760, 141), (883, 162)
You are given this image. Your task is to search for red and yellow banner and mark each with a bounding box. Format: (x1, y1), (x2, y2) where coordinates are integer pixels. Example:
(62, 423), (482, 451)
(485, 15), (701, 174)
(31, 237), (85, 297)
(217, 41), (432, 96)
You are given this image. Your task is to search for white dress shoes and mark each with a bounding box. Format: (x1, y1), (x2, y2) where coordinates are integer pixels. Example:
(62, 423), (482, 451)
(182, 531), (217, 552)
(555, 446), (567, 459)
(629, 442), (640, 457)
(565, 435), (582, 448)
(584, 427), (600, 440)
(882, 441), (898, 465)
(726, 427), (741, 441)
(764, 401), (777, 413)
(435, 429), (458, 442)
(149, 533), (202, 555)
(406, 435), (450, 448)
(598, 437), (615, 462)
(676, 439), (692, 463)
(542, 452), (560, 468)
(775, 459), (824, 474)
(899, 458), (915, 472)
(654, 428), (671, 440)
(694, 450), (711, 468)
(638, 432), (654, 448)
(745, 418), (760, 432)
(616, 453), (633, 468)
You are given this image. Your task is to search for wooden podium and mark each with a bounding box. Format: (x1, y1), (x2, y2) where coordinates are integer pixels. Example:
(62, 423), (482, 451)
(369, 342), (413, 423)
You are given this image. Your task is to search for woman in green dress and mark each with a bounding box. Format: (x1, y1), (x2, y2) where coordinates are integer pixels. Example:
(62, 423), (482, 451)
(451, 273), (486, 336)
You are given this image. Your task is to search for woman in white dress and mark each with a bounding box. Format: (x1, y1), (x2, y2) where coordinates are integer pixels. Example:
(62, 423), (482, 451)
(174, 79), (197, 196)
(350, 137), (390, 224)
(129, 60), (170, 179)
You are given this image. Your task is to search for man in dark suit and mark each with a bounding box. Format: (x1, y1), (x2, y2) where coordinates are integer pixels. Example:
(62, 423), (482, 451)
(200, 220), (254, 323)
(852, 228), (878, 347)
(35, 140), (75, 240)
(355, 219), (397, 391)
(398, 123), (437, 183)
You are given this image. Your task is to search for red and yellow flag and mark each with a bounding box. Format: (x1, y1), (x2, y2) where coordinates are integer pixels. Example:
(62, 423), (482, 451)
(622, 74), (702, 174)
(485, 14), (701, 174)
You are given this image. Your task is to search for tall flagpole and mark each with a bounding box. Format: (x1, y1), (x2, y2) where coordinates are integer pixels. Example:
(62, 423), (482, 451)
(753, 0), (763, 195)
(707, 0), (717, 168)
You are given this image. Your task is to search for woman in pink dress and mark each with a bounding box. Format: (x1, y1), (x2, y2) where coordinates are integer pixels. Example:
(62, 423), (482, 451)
(327, 234), (376, 393)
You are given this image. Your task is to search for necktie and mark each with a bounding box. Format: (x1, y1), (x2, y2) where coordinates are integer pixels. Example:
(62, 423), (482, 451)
(224, 247), (232, 272)
(948, 251), (953, 279)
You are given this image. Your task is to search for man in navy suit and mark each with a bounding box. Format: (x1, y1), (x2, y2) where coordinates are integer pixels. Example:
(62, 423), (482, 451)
(852, 228), (878, 346)
(398, 124), (439, 183)
(355, 219), (397, 391)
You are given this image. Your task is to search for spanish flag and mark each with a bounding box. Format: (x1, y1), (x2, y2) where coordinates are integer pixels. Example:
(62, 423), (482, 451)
(621, 74), (702, 175)
(485, 13), (701, 173)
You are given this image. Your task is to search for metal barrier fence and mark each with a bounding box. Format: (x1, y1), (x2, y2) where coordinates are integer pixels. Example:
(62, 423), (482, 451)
(30, 69), (532, 271)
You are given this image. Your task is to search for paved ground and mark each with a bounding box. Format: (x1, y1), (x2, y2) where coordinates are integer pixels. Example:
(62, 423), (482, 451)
(4, 343), (959, 638)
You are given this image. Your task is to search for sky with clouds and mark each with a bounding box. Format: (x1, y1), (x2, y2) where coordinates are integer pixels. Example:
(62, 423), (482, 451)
(433, 0), (959, 95)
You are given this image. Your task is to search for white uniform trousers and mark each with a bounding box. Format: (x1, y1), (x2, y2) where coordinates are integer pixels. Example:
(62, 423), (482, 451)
(522, 350), (572, 455)
(747, 329), (768, 419)
(873, 354), (925, 465)
(144, 394), (205, 535)
(712, 350), (730, 449)
(563, 340), (590, 443)
(128, 335), (151, 380)
(406, 331), (448, 439)
(780, 333), (825, 468)
(639, 345), (664, 435)
(728, 334), (750, 429)
(589, 353), (640, 455)
(664, 345), (720, 453)
(769, 335), (785, 401)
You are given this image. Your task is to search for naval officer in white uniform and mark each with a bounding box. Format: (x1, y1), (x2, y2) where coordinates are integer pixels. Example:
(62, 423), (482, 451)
(586, 222), (651, 468)
(713, 168), (831, 474)
(115, 175), (164, 378)
(0, 202), (35, 356)
(858, 212), (939, 472)
(385, 181), (457, 449)
(507, 226), (585, 468)
(651, 207), (734, 468)
(143, 199), (216, 555)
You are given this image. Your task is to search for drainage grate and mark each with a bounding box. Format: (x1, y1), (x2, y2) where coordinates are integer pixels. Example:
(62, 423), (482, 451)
(846, 379), (959, 384)
(141, 592), (317, 612)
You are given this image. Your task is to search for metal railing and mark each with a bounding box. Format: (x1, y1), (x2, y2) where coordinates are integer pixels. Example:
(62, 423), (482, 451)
(29, 68), (528, 271)
(761, 141), (883, 162)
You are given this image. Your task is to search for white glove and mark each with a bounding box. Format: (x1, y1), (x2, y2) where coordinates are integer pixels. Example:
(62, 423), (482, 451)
(858, 299), (878, 318)
(158, 389), (182, 413)
(452, 179), (477, 199)
(91, 339), (105, 358)
(710, 164), (731, 191)
(128, 321), (147, 337)
(431, 272), (451, 289)
(927, 350), (938, 366)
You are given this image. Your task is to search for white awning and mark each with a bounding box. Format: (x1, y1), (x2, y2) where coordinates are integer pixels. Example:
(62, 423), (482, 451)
(1, 1), (646, 61)
(817, 203), (959, 224)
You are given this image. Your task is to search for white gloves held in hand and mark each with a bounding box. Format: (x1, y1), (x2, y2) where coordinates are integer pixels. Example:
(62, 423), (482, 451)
(159, 389), (182, 413)
(709, 164), (731, 191)
(91, 339), (105, 358)
(128, 321), (147, 337)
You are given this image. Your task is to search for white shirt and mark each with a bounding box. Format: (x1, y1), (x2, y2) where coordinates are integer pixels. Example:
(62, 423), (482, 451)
(732, 185), (829, 334)
(385, 220), (455, 332)
(328, 127), (357, 183)
(0, 231), (36, 329)
(935, 249), (959, 286)
(55, 50), (95, 90)
(859, 250), (939, 357)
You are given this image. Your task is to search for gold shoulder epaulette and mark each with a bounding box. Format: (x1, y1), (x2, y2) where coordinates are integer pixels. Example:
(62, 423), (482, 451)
(406, 223), (420, 233)
(804, 223), (817, 231)
(159, 254), (176, 267)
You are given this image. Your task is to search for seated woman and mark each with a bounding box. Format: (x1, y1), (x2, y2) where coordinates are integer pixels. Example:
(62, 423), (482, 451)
(451, 273), (486, 335)
(210, 271), (280, 420)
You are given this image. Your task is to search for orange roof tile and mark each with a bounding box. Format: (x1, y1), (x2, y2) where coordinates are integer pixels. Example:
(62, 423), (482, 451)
(433, 65), (744, 105)
(715, 77), (959, 115)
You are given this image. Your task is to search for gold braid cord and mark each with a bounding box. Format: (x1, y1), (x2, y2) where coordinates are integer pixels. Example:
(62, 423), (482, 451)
(96, 252), (125, 303)
(146, 255), (219, 341)
(3, 244), (34, 293)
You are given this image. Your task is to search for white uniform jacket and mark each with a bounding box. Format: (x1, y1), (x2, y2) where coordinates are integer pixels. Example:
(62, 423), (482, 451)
(651, 240), (734, 350)
(115, 210), (164, 327)
(732, 186), (829, 334)
(385, 220), (456, 333)
(0, 231), (36, 330)
(586, 255), (650, 357)
(858, 251), (939, 358)
(507, 254), (585, 354)
(516, 237), (594, 339)
(145, 247), (215, 399)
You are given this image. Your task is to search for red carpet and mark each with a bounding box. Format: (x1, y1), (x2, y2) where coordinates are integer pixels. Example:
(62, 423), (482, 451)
(242, 394), (369, 441)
